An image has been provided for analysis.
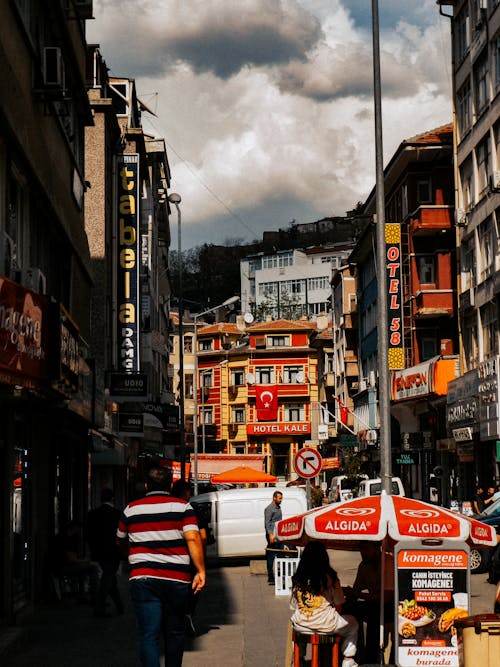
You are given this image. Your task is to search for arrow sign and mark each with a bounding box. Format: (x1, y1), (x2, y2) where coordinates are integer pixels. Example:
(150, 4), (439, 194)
(293, 447), (322, 479)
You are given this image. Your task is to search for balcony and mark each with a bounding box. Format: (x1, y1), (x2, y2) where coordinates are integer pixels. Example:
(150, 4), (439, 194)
(413, 290), (454, 318)
(408, 206), (453, 235)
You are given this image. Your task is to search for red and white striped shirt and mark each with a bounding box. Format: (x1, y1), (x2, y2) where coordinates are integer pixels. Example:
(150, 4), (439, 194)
(117, 491), (199, 584)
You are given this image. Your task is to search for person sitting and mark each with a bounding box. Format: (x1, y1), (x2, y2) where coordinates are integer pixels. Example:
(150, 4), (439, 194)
(50, 520), (100, 603)
(290, 541), (358, 667)
(343, 541), (394, 664)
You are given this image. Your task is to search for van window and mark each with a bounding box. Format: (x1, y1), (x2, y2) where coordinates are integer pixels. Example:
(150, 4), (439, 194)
(363, 481), (402, 496)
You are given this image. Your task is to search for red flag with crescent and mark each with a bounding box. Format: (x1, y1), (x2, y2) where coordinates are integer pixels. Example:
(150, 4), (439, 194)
(256, 385), (278, 421)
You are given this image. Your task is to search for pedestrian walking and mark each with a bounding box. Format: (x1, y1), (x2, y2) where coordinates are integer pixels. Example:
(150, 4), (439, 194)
(117, 465), (206, 667)
(264, 490), (283, 585)
(170, 479), (209, 636)
(473, 486), (486, 514)
(85, 487), (124, 618)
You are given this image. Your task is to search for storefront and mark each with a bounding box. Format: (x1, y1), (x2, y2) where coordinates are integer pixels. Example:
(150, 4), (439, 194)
(246, 421), (312, 478)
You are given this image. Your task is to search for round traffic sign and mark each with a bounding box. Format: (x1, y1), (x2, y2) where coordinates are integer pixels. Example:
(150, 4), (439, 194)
(293, 447), (322, 479)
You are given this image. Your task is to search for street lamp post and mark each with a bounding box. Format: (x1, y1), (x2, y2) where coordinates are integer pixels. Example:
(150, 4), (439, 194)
(192, 295), (239, 495)
(168, 193), (186, 481)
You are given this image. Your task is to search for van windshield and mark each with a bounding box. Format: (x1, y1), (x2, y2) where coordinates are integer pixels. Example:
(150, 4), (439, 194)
(367, 481), (401, 495)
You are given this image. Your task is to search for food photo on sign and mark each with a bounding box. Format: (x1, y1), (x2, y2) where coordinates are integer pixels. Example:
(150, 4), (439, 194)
(395, 544), (470, 667)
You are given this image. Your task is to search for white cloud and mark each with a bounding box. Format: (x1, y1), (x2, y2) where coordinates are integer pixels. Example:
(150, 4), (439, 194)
(89, 0), (452, 248)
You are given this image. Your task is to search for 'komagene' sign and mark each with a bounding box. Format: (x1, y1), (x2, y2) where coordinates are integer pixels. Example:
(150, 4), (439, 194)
(115, 155), (140, 372)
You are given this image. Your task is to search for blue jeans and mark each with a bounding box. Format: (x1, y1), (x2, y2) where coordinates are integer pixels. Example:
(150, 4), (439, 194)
(130, 577), (190, 667)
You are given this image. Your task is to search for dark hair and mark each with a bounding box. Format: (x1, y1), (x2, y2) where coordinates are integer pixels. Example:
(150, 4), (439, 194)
(291, 542), (338, 597)
(171, 480), (192, 498)
(100, 488), (114, 503)
(145, 465), (172, 492)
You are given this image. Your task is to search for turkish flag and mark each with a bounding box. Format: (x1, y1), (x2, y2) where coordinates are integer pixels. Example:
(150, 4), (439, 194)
(336, 396), (348, 424)
(256, 385), (278, 421)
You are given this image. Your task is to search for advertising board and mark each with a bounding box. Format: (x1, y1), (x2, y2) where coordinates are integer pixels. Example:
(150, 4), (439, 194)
(395, 541), (470, 667)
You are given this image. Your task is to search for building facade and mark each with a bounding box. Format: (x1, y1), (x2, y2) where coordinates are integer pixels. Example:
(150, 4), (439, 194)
(438, 0), (500, 490)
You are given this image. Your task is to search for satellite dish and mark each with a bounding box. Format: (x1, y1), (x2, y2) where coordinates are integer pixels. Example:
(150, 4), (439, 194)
(246, 372), (255, 384)
(295, 372), (304, 383)
(244, 312), (254, 324)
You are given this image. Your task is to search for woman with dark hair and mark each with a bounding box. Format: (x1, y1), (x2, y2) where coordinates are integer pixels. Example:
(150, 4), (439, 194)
(290, 542), (358, 667)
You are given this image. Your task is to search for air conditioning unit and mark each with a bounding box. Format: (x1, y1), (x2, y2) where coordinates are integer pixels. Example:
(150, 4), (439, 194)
(74, 0), (93, 19)
(491, 171), (500, 192)
(455, 208), (467, 227)
(16, 267), (47, 295)
(43, 47), (64, 88)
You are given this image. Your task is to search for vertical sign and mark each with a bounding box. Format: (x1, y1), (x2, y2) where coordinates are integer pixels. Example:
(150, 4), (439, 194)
(478, 355), (500, 440)
(115, 155), (140, 372)
(395, 542), (470, 667)
(386, 223), (404, 369)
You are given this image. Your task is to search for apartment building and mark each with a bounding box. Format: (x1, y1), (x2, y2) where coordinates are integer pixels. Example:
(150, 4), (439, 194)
(349, 124), (460, 500)
(438, 0), (500, 488)
(240, 244), (354, 321)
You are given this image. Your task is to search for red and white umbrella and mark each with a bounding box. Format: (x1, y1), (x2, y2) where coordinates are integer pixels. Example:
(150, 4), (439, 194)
(275, 493), (497, 549)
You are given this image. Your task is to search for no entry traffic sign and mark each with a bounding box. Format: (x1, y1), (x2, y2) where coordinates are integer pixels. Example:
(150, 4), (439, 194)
(293, 447), (322, 479)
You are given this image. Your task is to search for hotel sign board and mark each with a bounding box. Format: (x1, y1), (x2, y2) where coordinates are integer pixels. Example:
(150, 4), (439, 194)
(246, 422), (311, 436)
(386, 224), (404, 370)
(115, 154), (140, 373)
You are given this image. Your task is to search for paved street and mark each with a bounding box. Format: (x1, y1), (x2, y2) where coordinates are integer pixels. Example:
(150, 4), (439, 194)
(1, 551), (497, 667)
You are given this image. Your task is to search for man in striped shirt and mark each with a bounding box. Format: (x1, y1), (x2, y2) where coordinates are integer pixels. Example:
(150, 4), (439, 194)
(117, 464), (206, 667)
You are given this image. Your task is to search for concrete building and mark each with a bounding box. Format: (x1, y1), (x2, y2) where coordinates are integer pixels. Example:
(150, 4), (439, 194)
(0, 1), (95, 622)
(438, 0), (500, 490)
(240, 244), (354, 321)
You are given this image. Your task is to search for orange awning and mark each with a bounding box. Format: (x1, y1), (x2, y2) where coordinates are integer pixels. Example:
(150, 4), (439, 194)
(211, 466), (277, 483)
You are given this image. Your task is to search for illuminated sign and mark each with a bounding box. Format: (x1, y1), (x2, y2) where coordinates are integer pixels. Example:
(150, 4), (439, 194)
(246, 422), (311, 435)
(385, 224), (404, 369)
(115, 155), (140, 372)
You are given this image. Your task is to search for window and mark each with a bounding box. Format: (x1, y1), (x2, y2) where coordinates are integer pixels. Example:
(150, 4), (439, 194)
(284, 403), (304, 421)
(268, 335), (289, 347)
(461, 236), (476, 289)
(280, 279), (305, 294)
(199, 339), (212, 351)
(248, 257), (262, 272)
(262, 251), (293, 269)
(308, 276), (329, 290)
(474, 53), (488, 115)
(256, 366), (275, 384)
(309, 302), (330, 315)
(230, 369), (245, 386)
(232, 407), (245, 423)
(417, 256), (435, 284)
(421, 338), (438, 361)
(478, 219), (494, 280)
(456, 4), (470, 63)
(259, 282), (278, 296)
(457, 80), (472, 138)
(495, 36), (500, 90)
(184, 335), (192, 353)
(325, 352), (334, 374)
(283, 366), (304, 383)
(462, 315), (478, 369)
(460, 157), (475, 210)
(185, 374), (193, 398)
(200, 370), (213, 387)
(481, 303), (498, 356)
(477, 134), (491, 194)
(417, 179), (432, 204)
(4, 164), (26, 278)
(201, 407), (213, 425)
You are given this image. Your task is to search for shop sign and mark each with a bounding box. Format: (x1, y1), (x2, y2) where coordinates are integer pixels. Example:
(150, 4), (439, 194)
(452, 427), (473, 442)
(497, 440), (500, 462)
(108, 372), (148, 400)
(478, 355), (500, 440)
(143, 402), (178, 429)
(115, 154), (140, 373)
(395, 542), (470, 667)
(396, 453), (416, 465)
(0, 276), (50, 387)
(386, 224), (405, 370)
(339, 434), (358, 447)
(317, 424), (328, 440)
(118, 412), (144, 437)
(392, 359), (432, 400)
(321, 457), (340, 470)
(246, 422), (311, 435)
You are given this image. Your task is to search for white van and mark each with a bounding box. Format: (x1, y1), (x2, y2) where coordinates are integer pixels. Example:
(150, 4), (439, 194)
(191, 486), (307, 558)
(357, 477), (405, 497)
(327, 475), (368, 503)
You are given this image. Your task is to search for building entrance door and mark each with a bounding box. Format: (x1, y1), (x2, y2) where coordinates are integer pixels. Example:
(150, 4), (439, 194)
(270, 442), (290, 478)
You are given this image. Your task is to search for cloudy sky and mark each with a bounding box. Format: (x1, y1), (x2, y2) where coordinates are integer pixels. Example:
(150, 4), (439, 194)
(87, 1), (452, 249)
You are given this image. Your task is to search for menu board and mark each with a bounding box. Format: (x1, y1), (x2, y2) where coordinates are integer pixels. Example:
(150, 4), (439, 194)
(395, 542), (470, 667)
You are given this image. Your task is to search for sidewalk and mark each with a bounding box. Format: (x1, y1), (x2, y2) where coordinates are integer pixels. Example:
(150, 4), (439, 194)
(1, 552), (497, 667)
